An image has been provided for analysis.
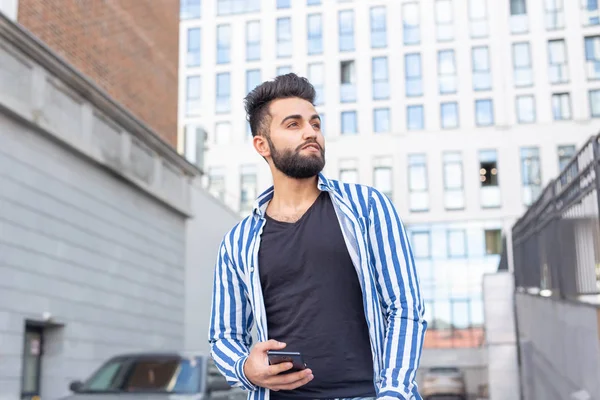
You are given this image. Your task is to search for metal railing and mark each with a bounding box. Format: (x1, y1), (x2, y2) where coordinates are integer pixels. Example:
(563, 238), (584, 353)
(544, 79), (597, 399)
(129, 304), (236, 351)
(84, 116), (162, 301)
(512, 134), (600, 297)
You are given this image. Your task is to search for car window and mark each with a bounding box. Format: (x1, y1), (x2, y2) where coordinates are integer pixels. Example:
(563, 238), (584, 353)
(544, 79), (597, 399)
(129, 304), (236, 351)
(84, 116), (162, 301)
(80, 356), (201, 394)
(86, 360), (123, 390)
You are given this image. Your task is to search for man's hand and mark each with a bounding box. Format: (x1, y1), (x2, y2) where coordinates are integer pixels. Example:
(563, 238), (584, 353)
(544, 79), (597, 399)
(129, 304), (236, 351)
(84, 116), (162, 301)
(243, 340), (314, 391)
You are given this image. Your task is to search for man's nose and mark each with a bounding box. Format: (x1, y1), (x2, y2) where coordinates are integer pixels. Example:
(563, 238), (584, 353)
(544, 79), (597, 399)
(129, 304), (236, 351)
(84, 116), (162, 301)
(302, 122), (318, 139)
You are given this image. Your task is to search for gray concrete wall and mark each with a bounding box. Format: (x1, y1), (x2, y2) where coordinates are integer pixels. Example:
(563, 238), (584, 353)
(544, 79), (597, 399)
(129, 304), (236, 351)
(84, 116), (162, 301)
(0, 14), (204, 400)
(0, 110), (187, 399)
(516, 293), (600, 400)
(184, 178), (240, 354)
(483, 272), (520, 400)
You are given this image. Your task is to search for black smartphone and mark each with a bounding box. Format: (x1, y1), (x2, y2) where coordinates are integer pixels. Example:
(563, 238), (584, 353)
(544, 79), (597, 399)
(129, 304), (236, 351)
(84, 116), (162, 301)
(267, 350), (307, 373)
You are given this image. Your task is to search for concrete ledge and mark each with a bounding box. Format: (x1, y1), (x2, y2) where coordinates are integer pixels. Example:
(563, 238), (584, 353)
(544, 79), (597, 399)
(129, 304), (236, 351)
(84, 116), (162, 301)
(0, 12), (197, 216)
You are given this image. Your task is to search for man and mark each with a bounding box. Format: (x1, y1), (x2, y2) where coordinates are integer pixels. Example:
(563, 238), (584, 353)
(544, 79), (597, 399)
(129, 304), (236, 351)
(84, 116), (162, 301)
(209, 74), (426, 400)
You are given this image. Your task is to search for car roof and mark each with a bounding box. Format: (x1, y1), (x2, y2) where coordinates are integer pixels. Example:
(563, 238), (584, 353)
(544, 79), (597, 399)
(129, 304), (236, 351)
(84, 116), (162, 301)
(106, 351), (209, 360)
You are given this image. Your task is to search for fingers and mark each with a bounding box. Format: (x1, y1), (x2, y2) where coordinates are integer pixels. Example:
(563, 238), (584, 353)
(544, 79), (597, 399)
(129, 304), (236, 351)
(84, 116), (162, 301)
(267, 369), (313, 386)
(267, 362), (294, 375)
(269, 371), (314, 391)
(256, 339), (286, 352)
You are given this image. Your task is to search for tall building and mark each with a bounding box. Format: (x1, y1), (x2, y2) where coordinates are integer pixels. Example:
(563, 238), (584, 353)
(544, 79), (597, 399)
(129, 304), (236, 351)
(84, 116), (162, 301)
(8, 0), (180, 147)
(178, 0), (600, 390)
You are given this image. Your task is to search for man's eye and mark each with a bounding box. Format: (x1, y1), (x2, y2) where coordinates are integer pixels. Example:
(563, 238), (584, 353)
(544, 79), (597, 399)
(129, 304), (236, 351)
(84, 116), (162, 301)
(288, 122), (298, 128)
(312, 123), (321, 129)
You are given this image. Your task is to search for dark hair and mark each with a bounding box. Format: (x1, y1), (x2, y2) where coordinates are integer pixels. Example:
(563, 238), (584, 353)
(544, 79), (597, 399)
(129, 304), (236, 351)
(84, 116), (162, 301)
(244, 73), (316, 137)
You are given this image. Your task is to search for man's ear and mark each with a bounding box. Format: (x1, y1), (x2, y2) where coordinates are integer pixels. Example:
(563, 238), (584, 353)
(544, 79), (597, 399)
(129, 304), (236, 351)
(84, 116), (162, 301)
(253, 134), (271, 158)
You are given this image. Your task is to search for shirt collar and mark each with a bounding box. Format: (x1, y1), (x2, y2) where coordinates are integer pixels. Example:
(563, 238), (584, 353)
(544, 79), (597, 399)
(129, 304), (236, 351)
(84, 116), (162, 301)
(252, 172), (333, 218)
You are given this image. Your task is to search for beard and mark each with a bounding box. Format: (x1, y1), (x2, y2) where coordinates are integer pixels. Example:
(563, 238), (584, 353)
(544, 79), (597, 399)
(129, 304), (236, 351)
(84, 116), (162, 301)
(267, 136), (326, 179)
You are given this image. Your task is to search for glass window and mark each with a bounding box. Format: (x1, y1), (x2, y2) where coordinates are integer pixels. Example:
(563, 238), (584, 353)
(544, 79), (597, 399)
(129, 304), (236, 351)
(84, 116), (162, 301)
(372, 57), (389, 100)
(214, 122), (231, 145)
(584, 36), (600, 80)
(485, 229), (503, 255)
(374, 163), (393, 199)
(216, 24), (231, 64)
(510, 0), (528, 33)
(511, 0), (527, 15)
(246, 21), (261, 61)
(513, 42), (533, 87)
(240, 165), (257, 213)
(545, 0), (564, 30)
(408, 154), (429, 212)
(246, 69), (261, 95)
(516, 95), (536, 123)
(412, 231), (431, 259)
(448, 229), (467, 257)
(308, 63), (324, 105)
(435, 0), (454, 42)
(475, 99), (494, 126)
(521, 147), (542, 206)
(581, 0), (600, 26)
(403, 3), (420, 45)
(277, 18), (292, 58)
(340, 169), (358, 184)
(548, 39), (569, 84)
(472, 46), (491, 91)
(341, 111), (357, 134)
(276, 66), (292, 76)
(405, 53), (423, 97)
(308, 0), (321, 5)
(339, 10), (355, 52)
(374, 108), (390, 133)
(184, 125), (206, 167)
(552, 93), (571, 120)
(479, 150), (498, 187)
(480, 149), (501, 208)
(438, 50), (457, 94)
(407, 105), (424, 131)
(558, 145), (576, 172)
(217, 0), (260, 15)
(21, 327), (42, 396)
(216, 73), (230, 113)
(441, 102), (459, 129)
(307, 14), (323, 55)
(277, 0), (290, 9)
(590, 89), (600, 117)
(187, 28), (201, 67)
(370, 6), (387, 49)
(181, 0), (201, 19)
(469, 0), (488, 38)
(443, 152), (464, 210)
(186, 76), (201, 116)
(340, 60), (356, 103)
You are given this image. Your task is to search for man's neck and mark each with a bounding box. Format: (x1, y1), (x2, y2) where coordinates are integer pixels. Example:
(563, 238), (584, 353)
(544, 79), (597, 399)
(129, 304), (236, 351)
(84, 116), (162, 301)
(266, 172), (321, 221)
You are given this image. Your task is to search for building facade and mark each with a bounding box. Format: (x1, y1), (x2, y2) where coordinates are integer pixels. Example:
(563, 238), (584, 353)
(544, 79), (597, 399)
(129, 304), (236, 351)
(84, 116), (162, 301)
(0, 3), (242, 399)
(178, 0), (600, 392)
(12, 0), (180, 147)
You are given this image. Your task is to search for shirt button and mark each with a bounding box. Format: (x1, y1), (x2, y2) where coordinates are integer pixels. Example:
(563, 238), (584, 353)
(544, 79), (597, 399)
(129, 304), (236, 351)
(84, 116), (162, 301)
(250, 266), (254, 272)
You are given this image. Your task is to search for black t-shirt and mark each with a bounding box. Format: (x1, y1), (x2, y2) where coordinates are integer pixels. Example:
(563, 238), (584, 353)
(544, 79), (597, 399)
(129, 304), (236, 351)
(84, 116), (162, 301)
(258, 192), (375, 400)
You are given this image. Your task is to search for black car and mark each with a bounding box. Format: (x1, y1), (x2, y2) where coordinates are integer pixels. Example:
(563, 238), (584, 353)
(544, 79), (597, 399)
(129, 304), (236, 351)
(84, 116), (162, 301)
(59, 352), (247, 400)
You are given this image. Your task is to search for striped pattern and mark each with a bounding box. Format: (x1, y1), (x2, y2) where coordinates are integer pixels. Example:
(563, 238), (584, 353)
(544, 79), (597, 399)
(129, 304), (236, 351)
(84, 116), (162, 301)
(209, 173), (427, 400)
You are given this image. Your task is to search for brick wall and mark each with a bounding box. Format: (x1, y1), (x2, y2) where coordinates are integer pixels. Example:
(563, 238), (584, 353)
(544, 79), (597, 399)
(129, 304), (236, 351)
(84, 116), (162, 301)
(17, 0), (179, 147)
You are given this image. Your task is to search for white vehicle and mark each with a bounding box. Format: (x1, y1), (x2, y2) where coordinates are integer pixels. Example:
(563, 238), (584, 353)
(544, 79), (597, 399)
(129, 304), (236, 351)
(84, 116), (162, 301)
(421, 367), (467, 400)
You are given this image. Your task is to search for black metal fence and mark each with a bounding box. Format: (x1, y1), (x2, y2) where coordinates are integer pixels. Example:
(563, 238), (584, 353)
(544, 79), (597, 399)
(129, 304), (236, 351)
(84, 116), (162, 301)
(512, 135), (600, 297)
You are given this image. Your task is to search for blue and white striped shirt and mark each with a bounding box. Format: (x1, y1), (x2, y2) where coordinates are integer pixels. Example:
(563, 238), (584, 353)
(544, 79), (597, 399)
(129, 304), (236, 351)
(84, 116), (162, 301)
(209, 174), (427, 400)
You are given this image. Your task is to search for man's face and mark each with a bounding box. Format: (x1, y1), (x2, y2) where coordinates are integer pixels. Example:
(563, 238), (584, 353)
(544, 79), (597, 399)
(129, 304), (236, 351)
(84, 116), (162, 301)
(258, 97), (325, 179)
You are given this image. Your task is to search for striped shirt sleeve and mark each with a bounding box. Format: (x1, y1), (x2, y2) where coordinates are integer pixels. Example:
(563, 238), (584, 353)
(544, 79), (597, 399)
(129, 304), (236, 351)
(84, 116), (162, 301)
(367, 188), (427, 400)
(208, 240), (257, 391)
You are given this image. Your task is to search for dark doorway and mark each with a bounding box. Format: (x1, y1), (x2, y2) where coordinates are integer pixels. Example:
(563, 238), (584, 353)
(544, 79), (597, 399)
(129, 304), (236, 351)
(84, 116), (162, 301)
(21, 323), (43, 400)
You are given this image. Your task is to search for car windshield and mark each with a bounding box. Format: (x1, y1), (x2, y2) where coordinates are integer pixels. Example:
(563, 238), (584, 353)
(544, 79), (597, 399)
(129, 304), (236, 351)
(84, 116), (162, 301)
(79, 356), (201, 394)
